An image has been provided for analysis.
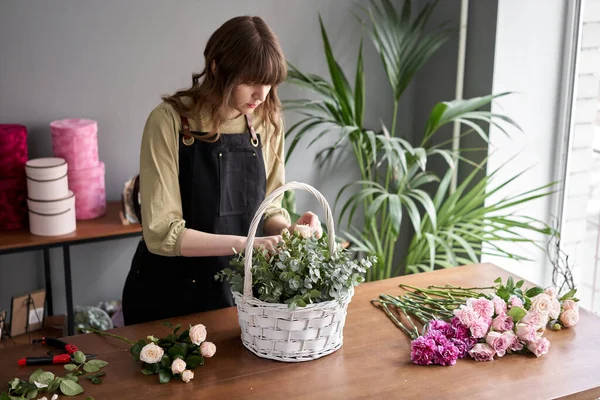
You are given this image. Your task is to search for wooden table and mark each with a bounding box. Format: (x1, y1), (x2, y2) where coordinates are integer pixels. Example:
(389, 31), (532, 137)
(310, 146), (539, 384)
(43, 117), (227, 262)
(1, 263), (599, 399)
(0, 201), (142, 336)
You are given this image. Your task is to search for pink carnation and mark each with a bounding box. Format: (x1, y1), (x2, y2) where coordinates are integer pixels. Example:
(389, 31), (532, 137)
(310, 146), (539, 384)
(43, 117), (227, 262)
(453, 305), (479, 328)
(450, 317), (471, 341)
(491, 313), (514, 332)
(469, 319), (490, 339)
(467, 298), (495, 319)
(527, 337), (550, 357)
(410, 336), (437, 365)
(469, 343), (495, 362)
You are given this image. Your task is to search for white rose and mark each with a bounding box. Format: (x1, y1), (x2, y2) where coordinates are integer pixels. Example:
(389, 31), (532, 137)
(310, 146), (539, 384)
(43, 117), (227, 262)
(549, 297), (561, 320)
(181, 369), (194, 383)
(560, 308), (580, 328)
(544, 287), (557, 299)
(294, 224), (313, 239)
(139, 343), (164, 364)
(189, 324), (207, 345)
(200, 341), (217, 358)
(171, 358), (186, 375)
(530, 293), (552, 317)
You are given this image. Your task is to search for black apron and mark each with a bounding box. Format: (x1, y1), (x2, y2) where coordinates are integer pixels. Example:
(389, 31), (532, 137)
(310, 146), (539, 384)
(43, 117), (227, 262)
(122, 114), (266, 326)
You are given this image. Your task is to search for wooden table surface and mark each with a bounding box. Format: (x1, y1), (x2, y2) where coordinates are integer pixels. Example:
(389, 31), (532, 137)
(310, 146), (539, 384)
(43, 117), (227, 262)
(1, 263), (599, 400)
(0, 201), (141, 252)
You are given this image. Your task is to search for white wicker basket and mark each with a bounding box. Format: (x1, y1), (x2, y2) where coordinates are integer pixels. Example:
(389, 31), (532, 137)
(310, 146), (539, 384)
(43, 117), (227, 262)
(233, 181), (353, 362)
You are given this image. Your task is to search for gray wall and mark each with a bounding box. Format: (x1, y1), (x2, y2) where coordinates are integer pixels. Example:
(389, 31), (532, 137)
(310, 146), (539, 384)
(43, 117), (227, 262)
(0, 0), (392, 316)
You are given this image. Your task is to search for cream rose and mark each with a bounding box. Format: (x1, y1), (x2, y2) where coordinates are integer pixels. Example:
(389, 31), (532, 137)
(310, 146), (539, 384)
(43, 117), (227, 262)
(189, 324), (207, 346)
(139, 343), (164, 364)
(560, 308), (580, 328)
(171, 358), (186, 375)
(562, 299), (578, 311)
(200, 341), (217, 358)
(544, 287), (557, 299)
(549, 297), (561, 320)
(294, 224), (313, 238)
(530, 293), (552, 317)
(181, 369), (194, 383)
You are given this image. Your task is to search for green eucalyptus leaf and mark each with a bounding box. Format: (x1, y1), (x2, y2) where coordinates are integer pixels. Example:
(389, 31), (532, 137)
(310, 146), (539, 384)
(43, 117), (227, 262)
(47, 379), (60, 393)
(25, 390), (38, 400)
(83, 363), (100, 373)
(85, 360), (108, 369)
(28, 369), (44, 384)
(38, 372), (55, 385)
(64, 364), (77, 372)
(91, 377), (102, 385)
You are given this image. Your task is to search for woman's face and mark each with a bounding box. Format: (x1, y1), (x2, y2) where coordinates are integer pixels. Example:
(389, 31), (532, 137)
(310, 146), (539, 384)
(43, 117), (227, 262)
(231, 83), (272, 114)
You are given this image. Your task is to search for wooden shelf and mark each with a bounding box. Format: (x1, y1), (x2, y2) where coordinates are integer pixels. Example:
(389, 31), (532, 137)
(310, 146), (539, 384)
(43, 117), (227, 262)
(0, 201), (142, 253)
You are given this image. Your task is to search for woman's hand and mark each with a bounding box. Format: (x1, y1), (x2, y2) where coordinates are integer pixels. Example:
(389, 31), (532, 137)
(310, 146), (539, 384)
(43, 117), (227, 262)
(290, 211), (323, 238)
(251, 235), (283, 252)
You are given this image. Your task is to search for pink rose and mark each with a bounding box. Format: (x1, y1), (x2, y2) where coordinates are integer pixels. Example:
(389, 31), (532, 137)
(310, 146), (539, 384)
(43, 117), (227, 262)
(521, 311), (548, 330)
(549, 298), (561, 320)
(467, 298), (495, 319)
(515, 323), (537, 343)
(491, 296), (507, 315)
(491, 313), (514, 332)
(200, 341), (217, 357)
(502, 330), (524, 352)
(508, 295), (523, 309)
(560, 308), (579, 328)
(469, 343), (495, 362)
(526, 337), (550, 357)
(485, 331), (510, 357)
(562, 300), (578, 311)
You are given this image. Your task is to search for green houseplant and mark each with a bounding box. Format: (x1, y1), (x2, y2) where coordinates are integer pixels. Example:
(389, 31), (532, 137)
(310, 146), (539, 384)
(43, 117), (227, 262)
(283, 0), (556, 281)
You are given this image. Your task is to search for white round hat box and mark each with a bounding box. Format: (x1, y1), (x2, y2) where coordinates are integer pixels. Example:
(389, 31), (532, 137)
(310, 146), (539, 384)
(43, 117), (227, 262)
(25, 157), (69, 201)
(27, 191), (76, 236)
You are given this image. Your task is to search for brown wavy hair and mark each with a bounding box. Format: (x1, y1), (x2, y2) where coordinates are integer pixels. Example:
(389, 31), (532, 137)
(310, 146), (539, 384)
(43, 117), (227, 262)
(162, 16), (287, 147)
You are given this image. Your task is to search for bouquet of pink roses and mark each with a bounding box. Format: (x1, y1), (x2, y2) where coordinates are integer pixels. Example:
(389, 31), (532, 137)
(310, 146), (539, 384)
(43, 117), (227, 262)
(373, 277), (579, 366)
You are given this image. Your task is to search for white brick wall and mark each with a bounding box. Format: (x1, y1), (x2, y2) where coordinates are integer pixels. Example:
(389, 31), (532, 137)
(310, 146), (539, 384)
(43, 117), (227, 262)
(572, 122), (595, 148)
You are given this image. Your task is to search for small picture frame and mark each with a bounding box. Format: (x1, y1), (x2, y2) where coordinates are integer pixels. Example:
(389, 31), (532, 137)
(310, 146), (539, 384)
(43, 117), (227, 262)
(10, 289), (46, 337)
(0, 309), (7, 341)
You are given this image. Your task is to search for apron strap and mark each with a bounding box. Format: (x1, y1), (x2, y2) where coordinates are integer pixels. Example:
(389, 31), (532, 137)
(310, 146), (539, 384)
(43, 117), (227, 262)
(245, 114), (259, 147)
(180, 115), (195, 146)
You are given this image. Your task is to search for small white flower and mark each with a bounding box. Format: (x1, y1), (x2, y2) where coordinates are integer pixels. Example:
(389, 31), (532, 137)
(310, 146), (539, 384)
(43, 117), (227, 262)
(181, 369), (194, 383)
(189, 324), (207, 346)
(34, 381), (48, 389)
(39, 397), (48, 400)
(52, 394), (59, 400)
(171, 358), (186, 375)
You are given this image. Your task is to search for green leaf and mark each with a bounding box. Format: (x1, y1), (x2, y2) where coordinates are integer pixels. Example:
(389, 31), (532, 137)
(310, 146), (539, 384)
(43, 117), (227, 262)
(85, 360), (108, 369)
(59, 379), (84, 396)
(559, 288), (577, 302)
(354, 39), (365, 127)
(167, 345), (186, 359)
(47, 379), (60, 393)
(0, 393), (11, 400)
(158, 370), (172, 384)
(73, 351), (86, 364)
(173, 324), (182, 335)
(64, 364), (77, 372)
(525, 287), (544, 298)
(516, 280), (524, 288)
(38, 372), (55, 385)
(185, 355), (204, 369)
(507, 276), (514, 290)
(83, 363), (100, 373)
(160, 355), (171, 369)
(141, 369), (154, 376)
(494, 277), (502, 284)
(91, 377), (102, 385)
(507, 306), (527, 323)
(178, 330), (190, 342)
(130, 339), (146, 361)
(28, 369), (44, 384)
(86, 397), (95, 400)
(162, 321), (174, 329)
(9, 378), (20, 390)
(25, 390), (38, 399)
(145, 362), (161, 374)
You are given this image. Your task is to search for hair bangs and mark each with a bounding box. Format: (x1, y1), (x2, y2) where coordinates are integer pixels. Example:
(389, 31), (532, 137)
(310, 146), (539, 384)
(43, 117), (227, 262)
(238, 43), (287, 86)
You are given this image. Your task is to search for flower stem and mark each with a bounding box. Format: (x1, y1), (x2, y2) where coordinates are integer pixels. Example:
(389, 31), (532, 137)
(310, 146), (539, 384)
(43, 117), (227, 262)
(84, 327), (135, 345)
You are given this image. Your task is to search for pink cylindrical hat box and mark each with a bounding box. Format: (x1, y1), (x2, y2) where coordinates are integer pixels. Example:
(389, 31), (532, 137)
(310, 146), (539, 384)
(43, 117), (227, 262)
(50, 118), (99, 171)
(68, 162), (106, 220)
(27, 191), (76, 236)
(0, 124), (28, 179)
(0, 174), (28, 230)
(25, 157), (69, 201)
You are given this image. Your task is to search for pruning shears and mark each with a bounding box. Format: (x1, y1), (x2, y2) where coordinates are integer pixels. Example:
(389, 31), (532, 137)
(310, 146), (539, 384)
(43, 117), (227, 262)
(17, 337), (97, 366)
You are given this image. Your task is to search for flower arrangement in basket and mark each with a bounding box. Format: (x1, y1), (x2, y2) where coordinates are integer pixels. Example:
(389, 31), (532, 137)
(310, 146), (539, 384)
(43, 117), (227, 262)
(216, 182), (376, 362)
(373, 276), (580, 366)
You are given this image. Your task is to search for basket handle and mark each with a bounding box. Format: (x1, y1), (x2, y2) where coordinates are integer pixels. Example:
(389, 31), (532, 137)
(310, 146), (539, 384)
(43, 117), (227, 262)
(243, 181), (336, 297)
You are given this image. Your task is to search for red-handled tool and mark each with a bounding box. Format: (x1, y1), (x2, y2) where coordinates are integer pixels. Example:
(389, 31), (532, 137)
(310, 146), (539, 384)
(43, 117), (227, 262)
(17, 337), (97, 367)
